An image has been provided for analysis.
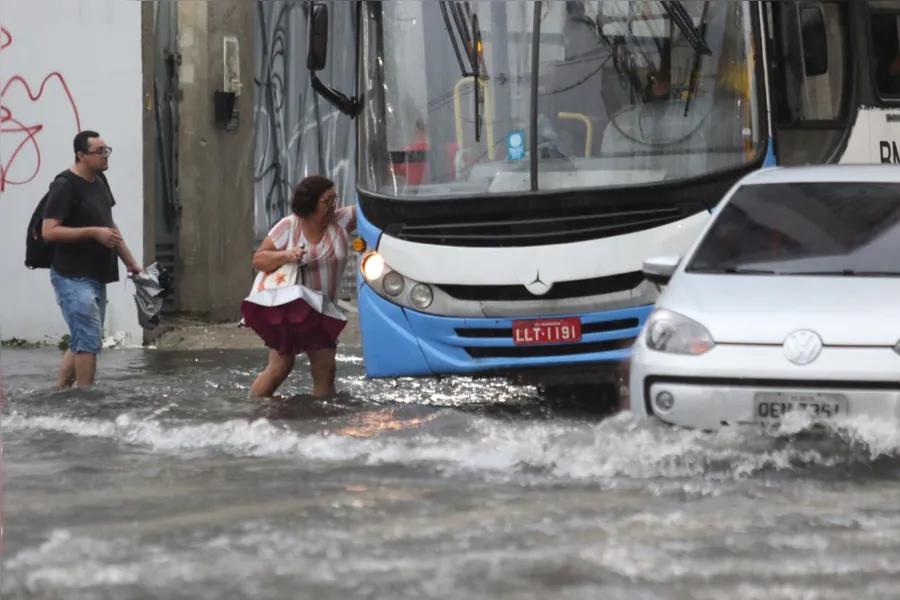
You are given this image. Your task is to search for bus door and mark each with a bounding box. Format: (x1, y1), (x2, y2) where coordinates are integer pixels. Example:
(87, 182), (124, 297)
(764, 1), (855, 165)
(866, 1), (900, 164)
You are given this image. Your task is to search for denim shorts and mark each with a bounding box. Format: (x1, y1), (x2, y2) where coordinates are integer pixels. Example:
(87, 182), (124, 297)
(50, 268), (106, 354)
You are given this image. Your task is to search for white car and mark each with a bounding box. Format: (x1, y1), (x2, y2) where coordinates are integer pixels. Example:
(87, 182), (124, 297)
(629, 164), (900, 431)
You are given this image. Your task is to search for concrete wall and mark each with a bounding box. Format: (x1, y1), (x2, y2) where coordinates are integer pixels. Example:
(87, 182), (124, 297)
(173, 0), (257, 321)
(0, 0), (143, 344)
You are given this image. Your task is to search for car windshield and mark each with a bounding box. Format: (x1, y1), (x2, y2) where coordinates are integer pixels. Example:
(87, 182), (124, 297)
(357, 0), (764, 199)
(686, 181), (900, 276)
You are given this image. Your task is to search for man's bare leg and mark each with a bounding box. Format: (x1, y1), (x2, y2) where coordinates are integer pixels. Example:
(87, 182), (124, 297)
(56, 350), (77, 389)
(73, 352), (98, 387)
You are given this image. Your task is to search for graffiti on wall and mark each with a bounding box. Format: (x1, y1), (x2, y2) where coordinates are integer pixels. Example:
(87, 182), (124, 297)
(0, 26), (82, 193)
(252, 0), (357, 237)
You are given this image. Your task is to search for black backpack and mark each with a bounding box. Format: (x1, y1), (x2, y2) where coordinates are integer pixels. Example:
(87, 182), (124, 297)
(25, 171), (111, 270)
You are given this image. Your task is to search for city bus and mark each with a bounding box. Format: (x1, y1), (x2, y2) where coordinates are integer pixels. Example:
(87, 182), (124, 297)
(305, 0), (897, 402)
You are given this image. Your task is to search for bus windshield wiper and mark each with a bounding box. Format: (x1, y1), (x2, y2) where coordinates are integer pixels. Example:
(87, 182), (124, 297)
(439, 2), (473, 76)
(683, 1), (710, 117)
(439, 1), (483, 143)
(660, 1), (711, 56)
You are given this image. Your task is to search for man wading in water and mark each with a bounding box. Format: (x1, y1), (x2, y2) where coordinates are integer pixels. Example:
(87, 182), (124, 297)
(41, 130), (142, 388)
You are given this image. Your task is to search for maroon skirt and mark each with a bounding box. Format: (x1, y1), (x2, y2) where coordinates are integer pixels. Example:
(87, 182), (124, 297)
(240, 296), (347, 356)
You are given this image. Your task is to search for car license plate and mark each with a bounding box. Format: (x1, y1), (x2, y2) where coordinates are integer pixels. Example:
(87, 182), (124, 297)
(753, 392), (849, 424)
(512, 317), (582, 346)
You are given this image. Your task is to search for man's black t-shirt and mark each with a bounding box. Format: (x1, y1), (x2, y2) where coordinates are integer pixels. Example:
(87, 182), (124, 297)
(42, 172), (119, 285)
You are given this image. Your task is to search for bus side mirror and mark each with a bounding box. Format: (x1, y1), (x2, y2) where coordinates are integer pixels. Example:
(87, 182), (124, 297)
(799, 5), (828, 77)
(307, 3), (329, 72)
(305, 1), (359, 118)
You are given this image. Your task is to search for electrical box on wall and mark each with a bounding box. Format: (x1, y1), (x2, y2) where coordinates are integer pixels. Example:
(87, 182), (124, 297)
(223, 36), (241, 97)
(214, 35), (241, 130)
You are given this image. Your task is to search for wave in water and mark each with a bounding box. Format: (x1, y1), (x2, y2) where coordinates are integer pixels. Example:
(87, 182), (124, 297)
(4, 410), (899, 481)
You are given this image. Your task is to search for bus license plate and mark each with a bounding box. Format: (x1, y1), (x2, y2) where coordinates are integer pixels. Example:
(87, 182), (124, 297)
(753, 392), (849, 424)
(512, 318), (582, 346)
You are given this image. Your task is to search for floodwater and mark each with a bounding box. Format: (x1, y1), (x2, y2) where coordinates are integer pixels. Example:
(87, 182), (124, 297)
(2, 346), (900, 600)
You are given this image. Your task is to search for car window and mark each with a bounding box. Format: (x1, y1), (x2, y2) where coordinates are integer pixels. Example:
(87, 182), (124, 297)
(686, 181), (900, 275)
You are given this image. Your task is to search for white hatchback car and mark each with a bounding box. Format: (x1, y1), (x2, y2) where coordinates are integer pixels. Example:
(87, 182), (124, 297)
(629, 164), (900, 431)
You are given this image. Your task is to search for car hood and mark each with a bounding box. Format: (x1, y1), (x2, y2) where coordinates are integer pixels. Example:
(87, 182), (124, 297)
(661, 274), (900, 346)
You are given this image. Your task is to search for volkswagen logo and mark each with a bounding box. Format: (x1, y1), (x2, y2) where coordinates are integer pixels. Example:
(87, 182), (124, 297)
(782, 330), (823, 366)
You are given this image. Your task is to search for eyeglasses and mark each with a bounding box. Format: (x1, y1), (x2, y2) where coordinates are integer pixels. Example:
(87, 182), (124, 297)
(85, 146), (113, 158)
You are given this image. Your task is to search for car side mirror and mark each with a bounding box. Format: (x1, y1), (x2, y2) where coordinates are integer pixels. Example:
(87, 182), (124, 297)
(642, 255), (681, 286)
(799, 5), (828, 77)
(307, 3), (329, 72)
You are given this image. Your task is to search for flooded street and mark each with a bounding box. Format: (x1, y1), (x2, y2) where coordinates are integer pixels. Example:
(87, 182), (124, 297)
(3, 344), (900, 600)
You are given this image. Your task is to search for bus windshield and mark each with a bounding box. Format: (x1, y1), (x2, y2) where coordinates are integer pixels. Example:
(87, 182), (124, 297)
(357, 0), (763, 199)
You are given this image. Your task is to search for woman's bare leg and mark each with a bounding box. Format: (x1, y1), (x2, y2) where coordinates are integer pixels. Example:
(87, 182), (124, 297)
(307, 347), (337, 398)
(250, 350), (296, 398)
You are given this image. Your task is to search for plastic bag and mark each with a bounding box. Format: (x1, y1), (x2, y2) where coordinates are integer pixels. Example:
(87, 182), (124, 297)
(132, 262), (173, 330)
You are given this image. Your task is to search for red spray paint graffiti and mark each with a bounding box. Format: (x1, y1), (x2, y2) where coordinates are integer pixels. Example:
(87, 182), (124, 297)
(0, 26), (81, 192)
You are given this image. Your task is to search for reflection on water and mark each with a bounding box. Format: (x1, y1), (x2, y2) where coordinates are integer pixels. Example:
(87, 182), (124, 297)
(337, 406), (441, 439)
(2, 348), (900, 599)
(251, 395), (442, 438)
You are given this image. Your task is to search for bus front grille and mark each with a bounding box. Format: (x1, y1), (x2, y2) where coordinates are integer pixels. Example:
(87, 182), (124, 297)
(437, 272), (645, 302)
(387, 206), (686, 248)
(463, 338), (637, 359)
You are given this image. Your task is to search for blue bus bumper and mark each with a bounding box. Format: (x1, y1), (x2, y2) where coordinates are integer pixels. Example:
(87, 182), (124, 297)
(357, 284), (650, 380)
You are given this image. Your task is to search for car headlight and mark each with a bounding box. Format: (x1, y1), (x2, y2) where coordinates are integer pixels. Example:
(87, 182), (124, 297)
(645, 309), (715, 355)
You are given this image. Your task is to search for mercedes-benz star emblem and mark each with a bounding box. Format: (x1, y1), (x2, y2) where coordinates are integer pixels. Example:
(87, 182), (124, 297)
(524, 270), (551, 296)
(782, 330), (823, 366)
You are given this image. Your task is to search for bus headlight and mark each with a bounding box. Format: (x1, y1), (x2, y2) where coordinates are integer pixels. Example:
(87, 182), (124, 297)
(645, 309), (714, 356)
(382, 271), (405, 297)
(359, 253), (438, 313)
(361, 252), (385, 281)
(409, 284), (434, 310)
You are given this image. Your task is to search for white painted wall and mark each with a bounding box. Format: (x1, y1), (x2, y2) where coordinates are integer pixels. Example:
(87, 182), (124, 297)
(0, 0), (143, 345)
